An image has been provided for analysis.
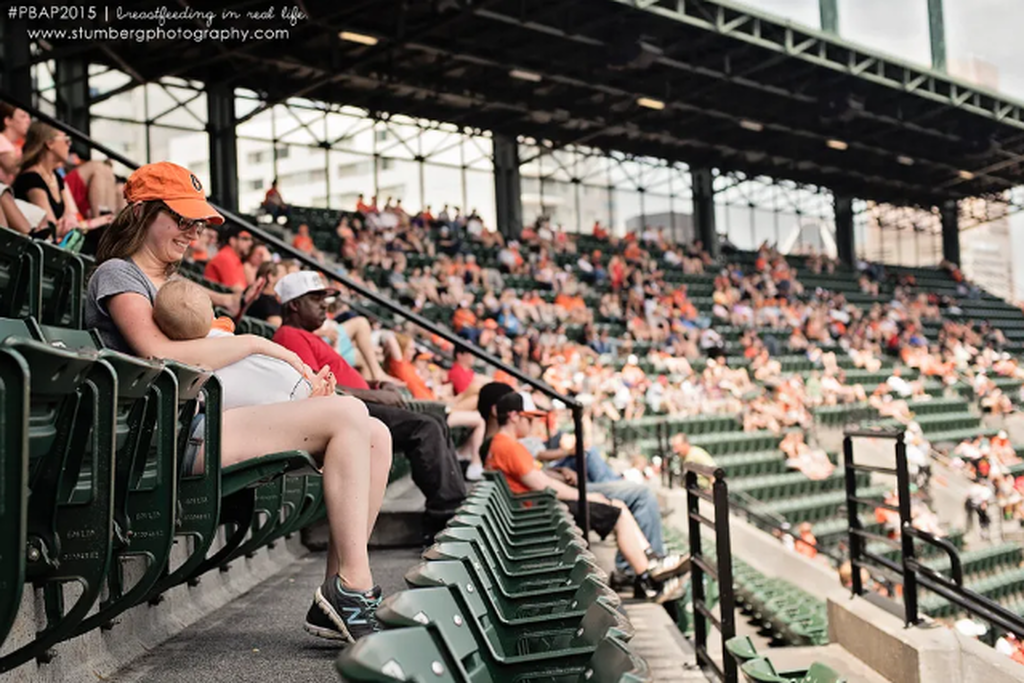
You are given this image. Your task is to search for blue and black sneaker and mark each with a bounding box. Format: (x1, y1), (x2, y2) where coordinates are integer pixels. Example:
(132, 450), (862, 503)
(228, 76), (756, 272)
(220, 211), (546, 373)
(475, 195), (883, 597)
(304, 577), (382, 644)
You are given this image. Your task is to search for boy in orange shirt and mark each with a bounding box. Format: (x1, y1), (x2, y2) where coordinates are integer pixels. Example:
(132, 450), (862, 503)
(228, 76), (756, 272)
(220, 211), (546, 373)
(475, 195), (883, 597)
(486, 392), (689, 602)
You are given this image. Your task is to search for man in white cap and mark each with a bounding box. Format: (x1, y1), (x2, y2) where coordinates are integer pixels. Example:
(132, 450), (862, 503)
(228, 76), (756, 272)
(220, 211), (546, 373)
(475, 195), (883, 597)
(272, 271), (467, 518)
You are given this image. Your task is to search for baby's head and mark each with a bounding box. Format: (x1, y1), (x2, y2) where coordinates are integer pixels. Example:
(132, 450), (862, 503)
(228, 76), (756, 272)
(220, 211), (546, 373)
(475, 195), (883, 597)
(154, 279), (214, 341)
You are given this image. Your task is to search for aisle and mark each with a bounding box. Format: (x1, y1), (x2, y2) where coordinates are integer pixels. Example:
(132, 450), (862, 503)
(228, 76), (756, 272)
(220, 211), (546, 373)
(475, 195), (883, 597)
(108, 549), (421, 683)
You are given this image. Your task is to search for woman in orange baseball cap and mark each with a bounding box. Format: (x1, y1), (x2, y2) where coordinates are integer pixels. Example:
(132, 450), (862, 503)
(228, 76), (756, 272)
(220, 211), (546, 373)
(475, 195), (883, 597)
(85, 161), (393, 644)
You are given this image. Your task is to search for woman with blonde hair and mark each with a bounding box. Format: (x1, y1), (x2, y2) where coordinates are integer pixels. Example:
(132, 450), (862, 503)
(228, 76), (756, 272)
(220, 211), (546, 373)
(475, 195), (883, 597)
(85, 161), (393, 644)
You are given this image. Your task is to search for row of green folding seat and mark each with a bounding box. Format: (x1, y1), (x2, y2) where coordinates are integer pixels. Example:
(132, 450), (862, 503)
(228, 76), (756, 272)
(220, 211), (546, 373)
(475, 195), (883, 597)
(764, 486), (889, 525)
(812, 402), (872, 427)
(729, 470), (869, 503)
(732, 560), (829, 648)
(865, 528), (965, 563)
(811, 514), (885, 551)
(926, 425), (1000, 445)
(716, 451), (790, 478)
(690, 431), (781, 456)
(925, 542), (1023, 579)
(0, 317), (325, 673)
(725, 635), (847, 682)
(868, 412), (982, 435)
(920, 567), (1024, 618)
(612, 413), (742, 442)
(336, 472), (651, 682)
(0, 226), (86, 327)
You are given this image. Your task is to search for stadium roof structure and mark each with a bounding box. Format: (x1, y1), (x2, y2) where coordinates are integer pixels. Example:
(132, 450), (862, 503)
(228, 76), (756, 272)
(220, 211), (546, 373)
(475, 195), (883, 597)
(28, 0), (1024, 206)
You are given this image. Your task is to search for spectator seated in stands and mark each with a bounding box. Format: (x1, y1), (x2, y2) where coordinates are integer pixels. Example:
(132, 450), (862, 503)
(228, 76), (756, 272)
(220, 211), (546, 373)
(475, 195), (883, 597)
(485, 390), (688, 603)
(272, 270), (468, 514)
(779, 430), (834, 481)
(319, 298), (399, 385)
(292, 222), (324, 262)
(261, 177), (289, 221)
(14, 121), (115, 250)
(0, 101), (28, 186)
(382, 334), (486, 480)
(62, 150), (123, 221)
(85, 161), (392, 644)
(204, 224), (254, 292)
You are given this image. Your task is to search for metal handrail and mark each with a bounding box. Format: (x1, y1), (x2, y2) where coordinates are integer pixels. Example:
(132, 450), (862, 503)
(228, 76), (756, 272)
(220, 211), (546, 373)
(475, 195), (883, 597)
(4, 91), (594, 535)
(683, 461), (736, 683)
(842, 428), (1024, 640)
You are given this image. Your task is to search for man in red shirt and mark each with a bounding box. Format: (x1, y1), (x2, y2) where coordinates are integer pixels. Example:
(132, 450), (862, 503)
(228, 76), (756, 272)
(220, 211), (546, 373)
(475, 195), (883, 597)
(204, 225), (253, 292)
(272, 271), (466, 516)
(448, 345), (476, 395)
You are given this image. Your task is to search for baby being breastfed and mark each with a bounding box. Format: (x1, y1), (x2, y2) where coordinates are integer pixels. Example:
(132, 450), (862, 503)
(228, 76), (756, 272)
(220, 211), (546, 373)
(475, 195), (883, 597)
(153, 278), (310, 410)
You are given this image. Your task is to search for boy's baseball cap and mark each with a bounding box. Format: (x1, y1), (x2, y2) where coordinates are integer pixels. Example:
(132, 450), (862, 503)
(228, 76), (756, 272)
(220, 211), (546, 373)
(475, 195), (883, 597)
(124, 162), (225, 225)
(275, 271), (339, 305)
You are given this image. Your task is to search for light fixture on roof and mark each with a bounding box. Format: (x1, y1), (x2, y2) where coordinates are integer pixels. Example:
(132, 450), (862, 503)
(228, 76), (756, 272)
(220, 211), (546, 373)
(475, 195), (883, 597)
(897, 155), (914, 166)
(739, 119), (764, 132)
(826, 139), (848, 151)
(339, 31), (378, 46)
(509, 69), (542, 83)
(637, 97), (665, 110)
(958, 169), (975, 180)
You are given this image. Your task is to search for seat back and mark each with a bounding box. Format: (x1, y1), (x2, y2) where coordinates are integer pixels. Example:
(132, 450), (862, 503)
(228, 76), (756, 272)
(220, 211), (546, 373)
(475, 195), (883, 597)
(0, 345), (28, 647)
(584, 635), (651, 683)
(377, 588), (486, 663)
(335, 625), (472, 683)
(38, 243), (84, 328)
(0, 227), (42, 319)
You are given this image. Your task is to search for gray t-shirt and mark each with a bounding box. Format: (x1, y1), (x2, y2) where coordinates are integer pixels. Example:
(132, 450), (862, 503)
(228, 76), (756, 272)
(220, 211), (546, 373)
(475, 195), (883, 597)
(85, 258), (159, 354)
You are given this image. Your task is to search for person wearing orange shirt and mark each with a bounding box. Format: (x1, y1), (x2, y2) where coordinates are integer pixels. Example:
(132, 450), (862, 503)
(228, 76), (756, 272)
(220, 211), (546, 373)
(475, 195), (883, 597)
(592, 220), (609, 240)
(486, 391), (689, 602)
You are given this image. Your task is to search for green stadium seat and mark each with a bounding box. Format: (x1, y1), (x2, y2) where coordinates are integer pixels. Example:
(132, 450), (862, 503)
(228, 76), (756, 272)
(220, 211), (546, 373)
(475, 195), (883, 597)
(406, 558), (618, 629)
(33, 322), (179, 636)
(335, 626), (648, 683)
(0, 226), (42, 319)
(0, 338), (28, 650)
(38, 242), (84, 328)
(0, 336), (116, 672)
(377, 586), (631, 675)
(424, 537), (603, 599)
(335, 625), (462, 682)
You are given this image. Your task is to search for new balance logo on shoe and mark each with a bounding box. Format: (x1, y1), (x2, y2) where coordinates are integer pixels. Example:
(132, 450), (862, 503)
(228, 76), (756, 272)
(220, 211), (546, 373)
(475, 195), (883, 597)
(343, 606), (367, 626)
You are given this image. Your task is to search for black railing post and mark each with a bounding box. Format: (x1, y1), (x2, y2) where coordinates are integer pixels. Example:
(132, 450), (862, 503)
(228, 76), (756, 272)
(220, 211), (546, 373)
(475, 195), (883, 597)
(842, 434), (864, 597)
(712, 473), (737, 683)
(894, 432), (921, 627)
(684, 462), (736, 683)
(572, 405), (589, 542)
(685, 469), (707, 661)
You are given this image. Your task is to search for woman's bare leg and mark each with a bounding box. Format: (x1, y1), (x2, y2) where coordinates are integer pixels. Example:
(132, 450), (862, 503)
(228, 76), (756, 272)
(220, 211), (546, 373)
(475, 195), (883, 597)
(342, 316), (388, 382)
(220, 396), (376, 589)
(75, 161), (118, 216)
(327, 416), (392, 579)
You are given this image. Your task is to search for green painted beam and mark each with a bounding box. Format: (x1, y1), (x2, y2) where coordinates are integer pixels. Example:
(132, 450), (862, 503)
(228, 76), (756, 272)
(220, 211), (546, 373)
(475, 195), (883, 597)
(819, 0), (838, 34)
(927, 0), (947, 71)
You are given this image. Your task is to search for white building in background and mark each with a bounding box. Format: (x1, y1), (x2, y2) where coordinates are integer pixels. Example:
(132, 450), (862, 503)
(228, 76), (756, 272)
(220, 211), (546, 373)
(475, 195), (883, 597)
(947, 58), (1016, 301)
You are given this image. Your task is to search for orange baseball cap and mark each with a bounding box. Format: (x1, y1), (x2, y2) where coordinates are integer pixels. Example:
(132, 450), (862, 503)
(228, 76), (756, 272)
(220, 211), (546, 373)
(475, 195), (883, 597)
(124, 162), (225, 225)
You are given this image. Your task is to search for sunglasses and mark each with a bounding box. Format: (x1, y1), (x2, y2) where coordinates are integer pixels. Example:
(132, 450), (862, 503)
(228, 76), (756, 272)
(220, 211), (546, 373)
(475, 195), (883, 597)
(164, 207), (208, 235)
